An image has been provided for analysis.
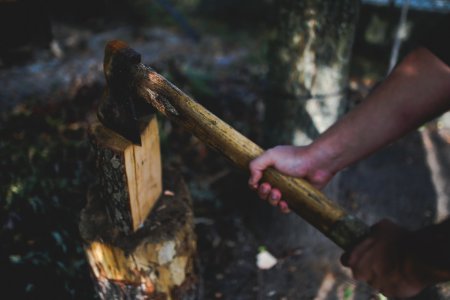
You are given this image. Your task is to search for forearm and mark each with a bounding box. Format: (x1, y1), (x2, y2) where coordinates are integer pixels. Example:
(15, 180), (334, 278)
(311, 47), (450, 174)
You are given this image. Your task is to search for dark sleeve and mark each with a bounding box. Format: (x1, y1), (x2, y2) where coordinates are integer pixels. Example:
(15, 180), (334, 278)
(419, 16), (450, 66)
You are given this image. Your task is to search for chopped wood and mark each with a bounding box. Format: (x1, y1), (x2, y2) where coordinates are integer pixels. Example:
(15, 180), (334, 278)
(88, 115), (162, 234)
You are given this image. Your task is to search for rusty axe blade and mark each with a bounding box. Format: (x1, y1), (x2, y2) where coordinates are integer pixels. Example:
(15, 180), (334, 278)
(97, 40), (154, 145)
(101, 40), (370, 250)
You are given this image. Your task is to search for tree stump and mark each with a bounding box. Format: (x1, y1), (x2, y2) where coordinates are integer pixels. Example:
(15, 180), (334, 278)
(88, 115), (162, 234)
(79, 171), (197, 300)
(82, 114), (197, 299)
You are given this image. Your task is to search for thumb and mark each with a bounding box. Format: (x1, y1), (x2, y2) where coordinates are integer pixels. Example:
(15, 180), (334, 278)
(248, 152), (275, 189)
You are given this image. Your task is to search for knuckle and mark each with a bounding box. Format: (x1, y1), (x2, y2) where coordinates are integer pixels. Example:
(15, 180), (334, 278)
(258, 183), (270, 194)
(265, 148), (275, 157)
(261, 182), (271, 188)
(270, 190), (280, 199)
(249, 160), (258, 170)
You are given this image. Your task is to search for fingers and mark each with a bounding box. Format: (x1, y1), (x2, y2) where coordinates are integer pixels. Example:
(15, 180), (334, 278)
(249, 150), (290, 213)
(257, 183), (271, 201)
(347, 237), (375, 268)
(256, 184), (290, 213)
(270, 189), (290, 213)
(269, 188), (281, 206)
(258, 184), (279, 205)
(248, 151), (275, 189)
(279, 201), (291, 213)
(248, 169), (263, 190)
(352, 242), (376, 282)
(345, 237), (376, 282)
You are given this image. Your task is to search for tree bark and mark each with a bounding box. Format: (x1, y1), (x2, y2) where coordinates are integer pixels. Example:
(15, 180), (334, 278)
(264, 0), (360, 146)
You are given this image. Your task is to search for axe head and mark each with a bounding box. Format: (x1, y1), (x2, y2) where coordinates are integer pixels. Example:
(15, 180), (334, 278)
(97, 40), (154, 145)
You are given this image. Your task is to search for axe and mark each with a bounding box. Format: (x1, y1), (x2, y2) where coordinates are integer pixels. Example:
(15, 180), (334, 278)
(98, 40), (369, 250)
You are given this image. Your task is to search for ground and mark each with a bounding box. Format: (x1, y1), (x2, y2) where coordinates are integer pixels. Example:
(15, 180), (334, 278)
(1, 22), (450, 300)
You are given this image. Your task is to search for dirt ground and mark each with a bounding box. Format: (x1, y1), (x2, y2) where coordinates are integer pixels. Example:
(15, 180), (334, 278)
(2, 23), (450, 300)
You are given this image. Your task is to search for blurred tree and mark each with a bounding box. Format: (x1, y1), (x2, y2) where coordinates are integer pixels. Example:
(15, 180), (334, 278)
(249, 0), (360, 251)
(264, 0), (360, 146)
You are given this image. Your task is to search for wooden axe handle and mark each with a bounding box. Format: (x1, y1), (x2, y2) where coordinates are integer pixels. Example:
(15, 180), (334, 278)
(101, 42), (370, 248)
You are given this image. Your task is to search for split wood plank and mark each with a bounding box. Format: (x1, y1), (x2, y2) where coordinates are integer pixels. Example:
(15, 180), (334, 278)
(89, 115), (162, 233)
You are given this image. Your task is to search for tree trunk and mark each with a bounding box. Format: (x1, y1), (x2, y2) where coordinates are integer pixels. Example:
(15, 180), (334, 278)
(264, 0), (360, 146)
(255, 0), (360, 250)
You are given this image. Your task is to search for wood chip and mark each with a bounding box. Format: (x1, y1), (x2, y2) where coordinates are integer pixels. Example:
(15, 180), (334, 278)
(256, 249), (277, 270)
(164, 190), (175, 196)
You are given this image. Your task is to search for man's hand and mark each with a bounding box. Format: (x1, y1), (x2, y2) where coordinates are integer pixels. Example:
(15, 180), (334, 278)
(341, 219), (432, 298)
(248, 145), (335, 212)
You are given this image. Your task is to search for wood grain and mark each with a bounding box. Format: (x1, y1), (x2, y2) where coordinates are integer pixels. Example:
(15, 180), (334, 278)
(89, 115), (162, 233)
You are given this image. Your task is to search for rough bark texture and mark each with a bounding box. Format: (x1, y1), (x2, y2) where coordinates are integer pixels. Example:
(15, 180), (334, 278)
(88, 115), (162, 234)
(264, 0), (360, 146)
(79, 171), (197, 300)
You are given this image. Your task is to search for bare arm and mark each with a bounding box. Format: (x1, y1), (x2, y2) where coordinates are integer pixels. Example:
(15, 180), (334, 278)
(327, 49), (450, 297)
(313, 47), (450, 175)
(249, 47), (450, 208)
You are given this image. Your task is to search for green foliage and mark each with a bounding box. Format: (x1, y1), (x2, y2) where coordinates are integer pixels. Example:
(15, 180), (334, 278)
(343, 286), (353, 300)
(0, 101), (96, 299)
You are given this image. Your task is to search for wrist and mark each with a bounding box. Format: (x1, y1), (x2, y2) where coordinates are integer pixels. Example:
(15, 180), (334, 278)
(306, 138), (345, 176)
